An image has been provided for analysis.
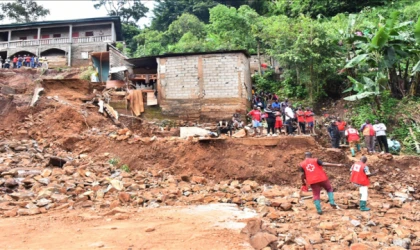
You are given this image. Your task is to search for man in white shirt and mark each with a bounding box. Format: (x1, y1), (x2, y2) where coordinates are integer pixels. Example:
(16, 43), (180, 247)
(284, 103), (295, 135)
(373, 120), (389, 153)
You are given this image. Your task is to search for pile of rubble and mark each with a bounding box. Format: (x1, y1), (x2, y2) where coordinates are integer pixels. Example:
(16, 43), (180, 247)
(1, 137), (420, 249)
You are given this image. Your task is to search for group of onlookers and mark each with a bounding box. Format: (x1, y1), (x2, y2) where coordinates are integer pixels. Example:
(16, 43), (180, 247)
(328, 118), (389, 155)
(0, 55), (41, 69)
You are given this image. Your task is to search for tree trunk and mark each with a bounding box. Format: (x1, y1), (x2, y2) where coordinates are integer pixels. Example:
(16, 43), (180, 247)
(257, 41), (262, 75)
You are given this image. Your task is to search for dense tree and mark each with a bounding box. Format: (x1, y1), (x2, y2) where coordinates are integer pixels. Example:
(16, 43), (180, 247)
(151, 0), (217, 31)
(0, 0), (50, 23)
(92, 0), (148, 24)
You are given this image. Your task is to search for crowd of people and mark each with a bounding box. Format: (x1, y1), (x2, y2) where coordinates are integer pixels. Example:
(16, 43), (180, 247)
(327, 118), (390, 156)
(0, 55), (42, 69)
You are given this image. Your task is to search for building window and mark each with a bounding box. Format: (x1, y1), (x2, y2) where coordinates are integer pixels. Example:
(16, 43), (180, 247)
(42, 35), (50, 39)
(85, 31), (94, 37)
(19, 37), (27, 40)
(72, 32), (79, 38)
(81, 52), (89, 59)
(53, 34), (61, 38)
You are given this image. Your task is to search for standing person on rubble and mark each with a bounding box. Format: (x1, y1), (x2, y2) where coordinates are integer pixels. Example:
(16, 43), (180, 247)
(305, 107), (316, 135)
(284, 102), (295, 135)
(264, 105), (276, 136)
(247, 105), (262, 136)
(345, 124), (361, 157)
(360, 119), (375, 153)
(328, 121), (340, 148)
(336, 117), (347, 145)
(350, 156), (377, 211)
(299, 152), (344, 215)
(296, 106), (306, 134)
(373, 120), (389, 153)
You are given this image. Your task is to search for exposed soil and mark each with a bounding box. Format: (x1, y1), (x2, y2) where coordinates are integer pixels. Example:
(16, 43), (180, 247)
(1, 73), (420, 250)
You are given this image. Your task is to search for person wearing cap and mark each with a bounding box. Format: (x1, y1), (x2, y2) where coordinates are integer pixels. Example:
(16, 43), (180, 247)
(299, 152), (344, 215)
(247, 105), (262, 136)
(336, 117), (347, 145)
(350, 156), (378, 211)
(327, 120), (340, 148)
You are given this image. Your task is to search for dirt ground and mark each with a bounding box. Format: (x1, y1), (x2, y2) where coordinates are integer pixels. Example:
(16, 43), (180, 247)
(0, 204), (254, 250)
(1, 73), (420, 250)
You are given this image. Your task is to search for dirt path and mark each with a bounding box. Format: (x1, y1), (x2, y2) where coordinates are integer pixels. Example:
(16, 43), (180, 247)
(0, 204), (255, 250)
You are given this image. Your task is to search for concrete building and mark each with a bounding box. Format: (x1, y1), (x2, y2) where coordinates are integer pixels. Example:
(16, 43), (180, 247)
(126, 51), (252, 120)
(0, 17), (122, 67)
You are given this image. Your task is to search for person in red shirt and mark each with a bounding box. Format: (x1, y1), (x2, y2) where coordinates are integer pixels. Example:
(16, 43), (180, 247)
(247, 105), (262, 136)
(25, 55), (31, 67)
(274, 111), (283, 134)
(305, 107), (315, 135)
(300, 152), (344, 215)
(296, 106), (306, 134)
(345, 124), (361, 157)
(335, 117), (347, 145)
(12, 56), (18, 68)
(350, 156), (377, 211)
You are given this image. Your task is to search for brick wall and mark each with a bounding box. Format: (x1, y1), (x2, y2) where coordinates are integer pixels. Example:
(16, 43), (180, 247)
(71, 43), (107, 67)
(109, 46), (127, 68)
(157, 52), (252, 121)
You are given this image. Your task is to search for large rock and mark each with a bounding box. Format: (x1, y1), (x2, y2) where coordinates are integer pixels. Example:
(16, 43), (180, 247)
(250, 232), (277, 250)
(241, 218), (262, 236)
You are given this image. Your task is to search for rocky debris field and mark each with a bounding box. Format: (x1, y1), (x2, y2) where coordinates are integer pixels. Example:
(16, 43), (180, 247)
(1, 136), (420, 249)
(1, 73), (420, 249)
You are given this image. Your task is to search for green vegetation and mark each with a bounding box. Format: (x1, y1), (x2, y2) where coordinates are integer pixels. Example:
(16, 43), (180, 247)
(0, 0), (50, 23)
(91, 0), (420, 153)
(79, 67), (97, 81)
(108, 158), (120, 166)
(120, 164), (130, 173)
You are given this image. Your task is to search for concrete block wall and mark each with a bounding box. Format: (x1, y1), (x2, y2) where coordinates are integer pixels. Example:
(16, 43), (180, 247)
(109, 46), (126, 68)
(71, 43), (107, 67)
(157, 52), (252, 121)
(202, 54), (241, 98)
(162, 56), (200, 99)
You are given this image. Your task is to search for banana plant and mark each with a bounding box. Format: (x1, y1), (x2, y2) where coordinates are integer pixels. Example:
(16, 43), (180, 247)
(343, 73), (387, 110)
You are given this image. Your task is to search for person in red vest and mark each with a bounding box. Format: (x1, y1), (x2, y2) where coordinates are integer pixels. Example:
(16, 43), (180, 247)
(296, 106), (306, 134)
(345, 124), (361, 157)
(350, 156), (377, 211)
(300, 152), (344, 215)
(305, 107), (315, 135)
(335, 117), (347, 145)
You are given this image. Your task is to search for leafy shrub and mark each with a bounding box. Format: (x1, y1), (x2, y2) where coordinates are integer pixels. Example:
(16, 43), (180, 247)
(79, 66), (97, 80)
(108, 158), (120, 166)
(120, 164), (130, 173)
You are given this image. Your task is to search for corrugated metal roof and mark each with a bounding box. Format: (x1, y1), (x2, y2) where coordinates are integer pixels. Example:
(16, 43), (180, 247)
(0, 16), (123, 40)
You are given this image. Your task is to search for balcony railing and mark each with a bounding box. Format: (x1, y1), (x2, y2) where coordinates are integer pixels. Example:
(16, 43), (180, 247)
(0, 35), (113, 49)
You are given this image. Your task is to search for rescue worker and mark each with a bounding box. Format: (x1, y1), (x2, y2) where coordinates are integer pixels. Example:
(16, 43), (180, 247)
(299, 152), (344, 215)
(345, 124), (361, 157)
(350, 156), (377, 211)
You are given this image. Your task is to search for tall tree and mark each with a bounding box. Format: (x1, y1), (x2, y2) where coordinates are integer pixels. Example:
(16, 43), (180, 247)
(0, 0), (50, 23)
(92, 0), (148, 24)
